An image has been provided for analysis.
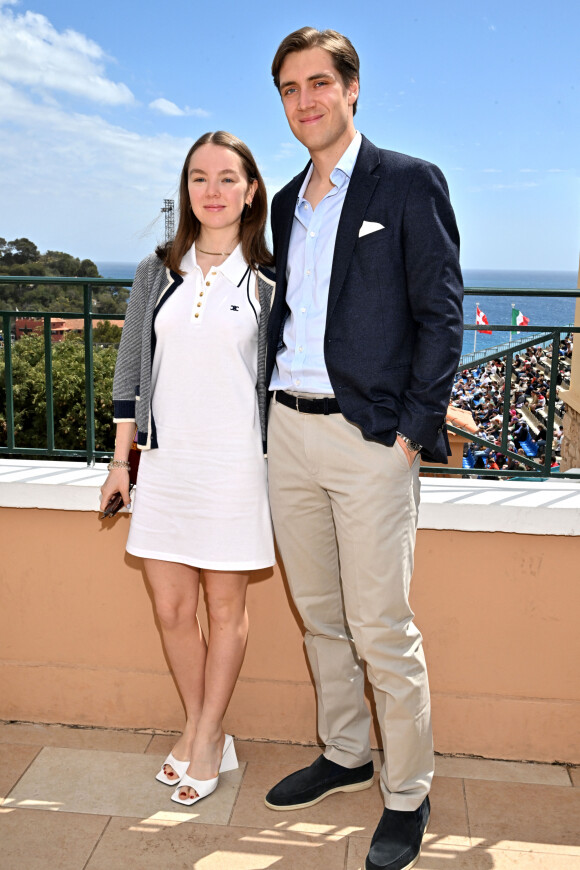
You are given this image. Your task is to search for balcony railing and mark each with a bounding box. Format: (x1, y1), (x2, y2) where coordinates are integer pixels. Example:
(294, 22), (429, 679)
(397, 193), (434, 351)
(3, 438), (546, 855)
(0, 275), (129, 464)
(1, 276), (579, 479)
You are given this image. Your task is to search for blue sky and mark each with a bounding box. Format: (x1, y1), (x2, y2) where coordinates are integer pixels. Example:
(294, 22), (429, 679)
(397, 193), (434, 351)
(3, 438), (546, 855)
(0, 0), (578, 270)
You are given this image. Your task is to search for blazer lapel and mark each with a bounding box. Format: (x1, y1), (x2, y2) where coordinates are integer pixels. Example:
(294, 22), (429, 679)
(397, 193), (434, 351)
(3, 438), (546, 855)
(276, 166), (308, 280)
(326, 136), (380, 324)
(268, 165), (309, 339)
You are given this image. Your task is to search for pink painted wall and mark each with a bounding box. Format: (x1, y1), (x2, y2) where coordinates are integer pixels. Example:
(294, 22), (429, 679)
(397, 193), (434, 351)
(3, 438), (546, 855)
(1, 507), (578, 762)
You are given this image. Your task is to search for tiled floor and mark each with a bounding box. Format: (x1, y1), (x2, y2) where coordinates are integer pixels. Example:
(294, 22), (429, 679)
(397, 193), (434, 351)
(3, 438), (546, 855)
(0, 723), (578, 869)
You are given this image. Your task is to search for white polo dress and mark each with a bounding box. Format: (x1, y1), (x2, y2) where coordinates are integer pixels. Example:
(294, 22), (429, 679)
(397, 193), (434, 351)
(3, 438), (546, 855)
(126, 244), (275, 570)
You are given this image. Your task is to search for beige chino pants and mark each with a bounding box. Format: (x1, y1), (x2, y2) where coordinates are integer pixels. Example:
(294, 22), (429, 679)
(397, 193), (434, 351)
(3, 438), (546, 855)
(268, 398), (433, 811)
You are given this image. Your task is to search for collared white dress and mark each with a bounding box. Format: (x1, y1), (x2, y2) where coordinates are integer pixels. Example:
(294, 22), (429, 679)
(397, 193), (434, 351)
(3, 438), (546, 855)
(126, 244), (275, 570)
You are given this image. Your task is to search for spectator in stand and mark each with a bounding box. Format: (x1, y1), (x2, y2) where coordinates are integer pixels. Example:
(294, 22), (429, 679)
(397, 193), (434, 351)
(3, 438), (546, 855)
(535, 427), (547, 454)
(530, 391), (546, 412)
(512, 415), (530, 449)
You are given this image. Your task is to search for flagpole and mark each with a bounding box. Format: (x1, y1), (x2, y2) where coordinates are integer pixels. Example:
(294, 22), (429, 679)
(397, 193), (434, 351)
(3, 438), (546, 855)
(511, 303), (515, 342)
(474, 303), (478, 353)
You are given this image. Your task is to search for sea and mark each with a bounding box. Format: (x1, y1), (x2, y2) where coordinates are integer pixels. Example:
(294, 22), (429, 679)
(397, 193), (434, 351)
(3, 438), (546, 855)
(96, 262), (578, 358)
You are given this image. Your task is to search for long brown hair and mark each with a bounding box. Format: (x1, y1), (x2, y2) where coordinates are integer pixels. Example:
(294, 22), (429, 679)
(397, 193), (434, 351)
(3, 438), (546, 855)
(271, 27), (360, 116)
(157, 131), (273, 273)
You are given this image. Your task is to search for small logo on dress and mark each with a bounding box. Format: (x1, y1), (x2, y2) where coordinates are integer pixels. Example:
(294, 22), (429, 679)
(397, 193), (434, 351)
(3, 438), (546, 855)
(230, 305), (239, 311)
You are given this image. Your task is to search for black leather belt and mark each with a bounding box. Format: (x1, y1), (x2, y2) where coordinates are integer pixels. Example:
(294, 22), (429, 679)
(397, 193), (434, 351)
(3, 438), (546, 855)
(274, 390), (341, 415)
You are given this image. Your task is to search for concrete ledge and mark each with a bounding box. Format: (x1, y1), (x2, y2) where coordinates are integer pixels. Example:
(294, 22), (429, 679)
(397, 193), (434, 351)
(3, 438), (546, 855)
(418, 477), (580, 535)
(1, 459), (579, 535)
(0, 460), (110, 512)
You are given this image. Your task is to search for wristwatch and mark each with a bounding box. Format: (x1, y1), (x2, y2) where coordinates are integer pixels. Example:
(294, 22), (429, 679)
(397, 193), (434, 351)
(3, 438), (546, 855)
(397, 432), (423, 453)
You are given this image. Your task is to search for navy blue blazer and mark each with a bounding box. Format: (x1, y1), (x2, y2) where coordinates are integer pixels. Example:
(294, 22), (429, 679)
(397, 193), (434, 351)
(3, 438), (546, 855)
(266, 134), (464, 464)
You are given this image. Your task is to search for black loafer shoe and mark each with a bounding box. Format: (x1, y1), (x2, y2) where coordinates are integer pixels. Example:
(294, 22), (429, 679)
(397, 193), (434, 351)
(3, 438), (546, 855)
(365, 795), (430, 870)
(265, 754), (374, 811)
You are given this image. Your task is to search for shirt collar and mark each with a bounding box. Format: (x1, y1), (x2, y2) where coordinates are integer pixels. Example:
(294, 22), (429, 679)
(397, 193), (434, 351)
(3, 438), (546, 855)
(332, 129), (362, 182)
(297, 130), (362, 202)
(188, 242), (249, 286)
(217, 243), (249, 286)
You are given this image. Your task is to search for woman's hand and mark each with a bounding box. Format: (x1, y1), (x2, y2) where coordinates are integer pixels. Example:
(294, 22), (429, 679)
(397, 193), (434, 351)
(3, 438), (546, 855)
(100, 422), (137, 514)
(99, 467), (131, 513)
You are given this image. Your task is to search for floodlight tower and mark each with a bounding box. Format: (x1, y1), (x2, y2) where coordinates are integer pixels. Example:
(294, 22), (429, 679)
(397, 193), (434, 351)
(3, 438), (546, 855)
(161, 199), (175, 242)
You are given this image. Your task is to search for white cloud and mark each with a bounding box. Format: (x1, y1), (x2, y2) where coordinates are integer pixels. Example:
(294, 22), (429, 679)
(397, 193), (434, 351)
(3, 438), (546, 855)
(0, 4), (133, 104)
(149, 98), (209, 117)
(0, 80), (188, 184)
(468, 180), (541, 194)
(490, 182), (540, 190)
(482, 168), (502, 173)
(0, 79), (197, 258)
(519, 168), (538, 173)
(0, 6), (211, 258)
(274, 141), (300, 160)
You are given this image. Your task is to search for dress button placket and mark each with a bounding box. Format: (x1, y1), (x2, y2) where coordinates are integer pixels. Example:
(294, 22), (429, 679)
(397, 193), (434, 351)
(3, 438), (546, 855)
(193, 272), (211, 323)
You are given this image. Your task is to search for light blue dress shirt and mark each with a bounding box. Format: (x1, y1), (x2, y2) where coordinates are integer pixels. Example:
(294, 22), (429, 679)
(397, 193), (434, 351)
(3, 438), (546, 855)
(270, 131), (362, 394)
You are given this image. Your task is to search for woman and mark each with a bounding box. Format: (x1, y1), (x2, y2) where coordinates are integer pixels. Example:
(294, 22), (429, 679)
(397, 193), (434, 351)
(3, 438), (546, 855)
(99, 131), (275, 806)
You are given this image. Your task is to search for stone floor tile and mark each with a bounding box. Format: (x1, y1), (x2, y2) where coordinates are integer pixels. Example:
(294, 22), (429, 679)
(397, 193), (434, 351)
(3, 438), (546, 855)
(424, 776), (472, 844)
(480, 854), (580, 868)
(145, 733), (180, 757)
(86, 816), (348, 869)
(0, 807), (108, 870)
(0, 722), (151, 753)
(0, 744), (41, 797)
(146, 735), (323, 767)
(236, 741), (323, 767)
(4, 747), (243, 825)
(569, 767), (580, 787)
(230, 763), (469, 845)
(147, 737), (386, 775)
(465, 779), (580, 855)
(348, 838), (580, 869)
(435, 755), (570, 787)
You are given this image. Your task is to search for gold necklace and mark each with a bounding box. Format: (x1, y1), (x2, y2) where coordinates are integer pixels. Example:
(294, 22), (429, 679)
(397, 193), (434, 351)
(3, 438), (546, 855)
(195, 244), (233, 257)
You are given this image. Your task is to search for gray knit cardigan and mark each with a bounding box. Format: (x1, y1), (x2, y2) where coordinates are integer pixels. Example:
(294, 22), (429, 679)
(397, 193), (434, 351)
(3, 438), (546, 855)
(112, 252), (275, 450)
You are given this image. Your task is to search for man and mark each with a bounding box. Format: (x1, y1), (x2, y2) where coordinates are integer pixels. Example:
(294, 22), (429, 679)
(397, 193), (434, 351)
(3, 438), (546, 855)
(264, 27), (463, 870)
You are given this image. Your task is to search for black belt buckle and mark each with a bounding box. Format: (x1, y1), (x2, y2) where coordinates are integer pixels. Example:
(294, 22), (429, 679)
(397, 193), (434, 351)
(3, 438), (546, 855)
(277, 390), (339, 415)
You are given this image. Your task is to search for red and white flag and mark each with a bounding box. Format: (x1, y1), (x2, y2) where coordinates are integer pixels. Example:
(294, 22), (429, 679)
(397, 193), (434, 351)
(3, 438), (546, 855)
(476, 305), (492, 334)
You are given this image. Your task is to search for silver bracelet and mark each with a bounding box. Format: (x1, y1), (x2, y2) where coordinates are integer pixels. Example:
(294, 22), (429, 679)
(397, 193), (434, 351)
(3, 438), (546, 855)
(108, 459), (130, 471)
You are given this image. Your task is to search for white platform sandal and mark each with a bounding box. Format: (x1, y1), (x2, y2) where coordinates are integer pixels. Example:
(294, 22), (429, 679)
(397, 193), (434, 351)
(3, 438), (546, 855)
(155, 752), (190, 786)
(171, 734), (238, 806)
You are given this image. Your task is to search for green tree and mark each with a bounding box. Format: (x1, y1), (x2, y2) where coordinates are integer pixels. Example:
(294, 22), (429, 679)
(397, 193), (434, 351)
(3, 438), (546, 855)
(78, 259), (100, 278)
(0, 237), (40, 266)
(93, 320), (122, 344)
(0, 332), (117, 454)
(0, 237), (127, 314)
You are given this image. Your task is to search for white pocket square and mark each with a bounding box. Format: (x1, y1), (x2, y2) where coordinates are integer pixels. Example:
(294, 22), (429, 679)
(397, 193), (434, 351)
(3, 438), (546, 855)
(358, 220), (384, 238)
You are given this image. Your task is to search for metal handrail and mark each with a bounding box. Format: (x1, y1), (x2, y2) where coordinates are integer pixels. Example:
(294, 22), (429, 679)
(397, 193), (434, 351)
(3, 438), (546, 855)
(0, 276), (578, 478)
(0, 275), (131, 464)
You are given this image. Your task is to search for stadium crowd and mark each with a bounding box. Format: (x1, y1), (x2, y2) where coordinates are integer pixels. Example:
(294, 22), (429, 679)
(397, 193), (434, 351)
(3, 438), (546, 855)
(451, 337), (573, 475)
